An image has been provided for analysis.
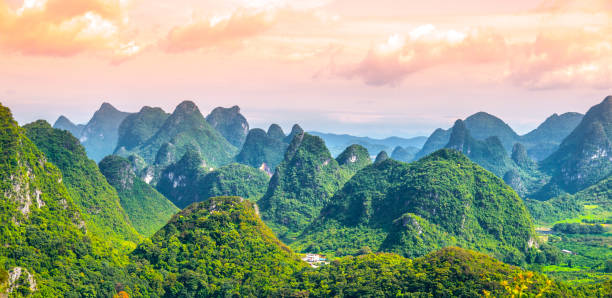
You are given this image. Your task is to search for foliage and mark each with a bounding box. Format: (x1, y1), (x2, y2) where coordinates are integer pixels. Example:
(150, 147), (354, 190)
(284, 247), (603, 297)
(130, 196), (307, 297)
(540, 96), (612, 196)
(235, 128), (289, 171)
(258, 133), (362, 242)
(521, 112), (584, 161)
(552, 223), (605, 234)
(121, 101), (237, 168)
(99, 155), (179, 236)
(0, 104), (152, 297)
(115, 106), (169, 152)
(293, 149), (537, 263)
(157, 148), (269, 208)
(24, 120), (141, 249)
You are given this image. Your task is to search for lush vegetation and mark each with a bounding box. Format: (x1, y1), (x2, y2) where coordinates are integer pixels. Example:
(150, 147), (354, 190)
(115, 106), (169, 152)
(157, 149), (270, 208)
(0, 104), (149, 297)
(130, 196), (307, 297)
(205, 105), (249, 147)
(552, 223), (606, 234)
(99, 155), (179, 236)
(540, 96), (612, 197)
(293, 149), (536, 264)
(122, 101), (237, 168)
(258, 133), (364, 242)
(521, 112), (584, 161)
(24, 120), (141, 249)
(235, 128), (290, 172)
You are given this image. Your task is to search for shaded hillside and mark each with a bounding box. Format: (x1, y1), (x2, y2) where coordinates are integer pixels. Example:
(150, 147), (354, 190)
(206, 105), (249, 147)
(293, 149), (536, 263)
(24, 120), (141, 247)
(99, 155), (179, 236)
(258, 133), (358, 241)
(539, 96), (612, 197)
(78, 103), (131, 162)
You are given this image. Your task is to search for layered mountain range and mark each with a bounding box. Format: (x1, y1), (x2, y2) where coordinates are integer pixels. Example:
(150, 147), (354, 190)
(1, 95), (610, 296)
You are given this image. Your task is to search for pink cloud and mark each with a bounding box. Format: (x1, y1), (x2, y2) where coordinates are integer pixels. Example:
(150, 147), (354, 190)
(342, 27), (508, 86)
(160, 9), (275, 53)
(0, 0), (137, 58)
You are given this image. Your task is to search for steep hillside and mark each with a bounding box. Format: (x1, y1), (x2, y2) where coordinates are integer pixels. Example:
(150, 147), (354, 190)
(78, 103), (131, 162)
(336, 144), (371, 172)
(464, 112), (519, 152)
(258, 132), (354, 241)
(293, 149), (536, 263)
(521, 112), (584, 161)
(414, 128), (452, 159)
(52, 115), (84, 138)
(205, 105), (249, 147)
(115, 106), (169, 152)
(99, 155), (179, 236)
(157, 150), (270, 208)
(236, 128), (289, 174)
(0, 104), (149, 297)
(127, 101), (237, 168)
(24, 120), (141, 247)
(540, 96), (612, 197)
(130, 196), (306, 297)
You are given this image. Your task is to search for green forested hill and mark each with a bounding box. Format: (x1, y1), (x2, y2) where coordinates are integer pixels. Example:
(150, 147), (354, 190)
(521, 112), (584, 161)
(24, 120), (141, 248)
(124, 101), (237, 168)
(235, 128), (289, 173)
(115, 106), (169, 153)
(0, 104), (150, 297)
(258, 132), (356, 241)
(130, 196), (307, 297)
(156, 149), (270, 208)
(205, 105), (249, 147)
(99, 155), (179, 236)
(539, 96), (612, 197)
(293, 149), (536, 263)
(77, 103), (132, 162)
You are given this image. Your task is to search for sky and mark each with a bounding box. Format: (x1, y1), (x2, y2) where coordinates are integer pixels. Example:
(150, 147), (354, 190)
(1, 0), (611, 138)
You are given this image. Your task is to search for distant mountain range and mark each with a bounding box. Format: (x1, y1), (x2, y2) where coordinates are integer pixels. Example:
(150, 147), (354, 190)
(309, 131), (427, 157)
(1, 95), (611, 296)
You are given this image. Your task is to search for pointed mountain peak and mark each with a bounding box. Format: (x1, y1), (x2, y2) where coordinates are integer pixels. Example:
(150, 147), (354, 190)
(267, 124), (285, 139)
(173, 100), (200, 115)
(447, 120), (470, 149)
(285, 124), (304, 143)
(511, 143), (532, 167)
(98, 102), (120, 113)
(466, 111), (501, 122)
(337, 144), (371, 170)
(54, 115), (75, 126)
(290, 124), (304, 135)
(374, 151), (389, 163)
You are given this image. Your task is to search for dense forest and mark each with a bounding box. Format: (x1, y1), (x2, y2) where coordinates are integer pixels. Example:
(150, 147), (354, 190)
(0, 97), (610, 297)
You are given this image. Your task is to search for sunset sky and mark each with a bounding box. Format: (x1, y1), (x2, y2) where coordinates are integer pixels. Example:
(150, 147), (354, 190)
(1, 0), (611, 137)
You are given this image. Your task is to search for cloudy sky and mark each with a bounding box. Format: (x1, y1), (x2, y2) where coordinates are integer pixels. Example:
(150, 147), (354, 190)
(1, 0), (611, 138)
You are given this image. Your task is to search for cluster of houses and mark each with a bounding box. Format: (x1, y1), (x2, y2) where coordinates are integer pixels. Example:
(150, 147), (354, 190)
(301, 254), (329, 268)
